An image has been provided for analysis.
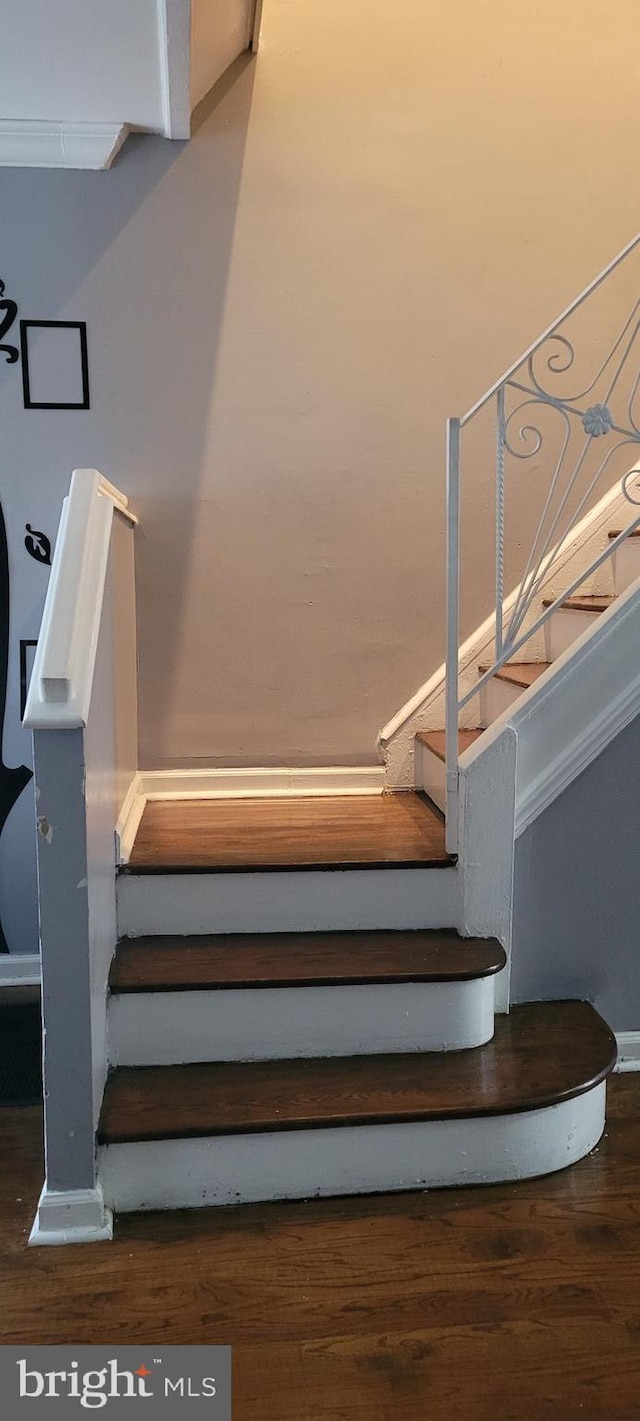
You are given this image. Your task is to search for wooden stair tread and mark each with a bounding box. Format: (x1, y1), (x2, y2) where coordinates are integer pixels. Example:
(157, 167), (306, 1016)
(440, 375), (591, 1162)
(542, 595), (614, 613)
(609, 527), (640, 538)
(125, 793), (453, 872)
(98, 1002), (615, 1143)
(110, 930), (507, 993)
(479, 661), (550, 689)
(415, 729), (483, 763)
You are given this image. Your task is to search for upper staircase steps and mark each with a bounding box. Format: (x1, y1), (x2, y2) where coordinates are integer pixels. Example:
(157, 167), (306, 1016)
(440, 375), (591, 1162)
(98, 1002), (616, 1213)
(117, 793), (460, 937)
(418, 516), (640, 812)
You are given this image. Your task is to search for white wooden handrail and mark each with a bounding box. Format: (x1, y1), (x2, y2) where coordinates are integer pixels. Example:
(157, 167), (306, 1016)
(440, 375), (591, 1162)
(24, 469), (137, 730)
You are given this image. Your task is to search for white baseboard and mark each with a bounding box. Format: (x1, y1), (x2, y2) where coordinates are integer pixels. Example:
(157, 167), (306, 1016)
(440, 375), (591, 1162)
(139, 765), (385, 800)
(115, 772), (146, 864)
(29, 1182), (113, 1246)
(0, 120), (129, 169)
(614, 1032), (640, 1071)
(0, 954), (40, 986)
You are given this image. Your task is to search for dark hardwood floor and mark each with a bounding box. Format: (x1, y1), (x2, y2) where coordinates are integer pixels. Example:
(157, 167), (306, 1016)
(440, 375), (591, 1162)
(127, 793), (451, 871)
(3, 1076), (640, 1419)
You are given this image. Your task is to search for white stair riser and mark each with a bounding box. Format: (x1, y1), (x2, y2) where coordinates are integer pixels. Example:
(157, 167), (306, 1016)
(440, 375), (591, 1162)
(480, 674), (522, 727)
(108, 976), (498, 1066)
(116, 867), (459, 937)
(415, 741), (446, 811)
(544, 607), (601, 661)
(99, 1081), (605, 1211)
(613, 539), (640, 594)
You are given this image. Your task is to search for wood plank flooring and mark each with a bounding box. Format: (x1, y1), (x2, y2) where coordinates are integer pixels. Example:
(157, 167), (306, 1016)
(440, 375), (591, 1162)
(109, 931), (506, 992)
(3, 1077), (640, 1419)
(98, 1004), (615, 1143)
(127, 793), (451, 871)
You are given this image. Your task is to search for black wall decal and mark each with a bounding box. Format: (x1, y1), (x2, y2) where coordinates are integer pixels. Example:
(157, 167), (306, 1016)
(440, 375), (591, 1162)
(0, 501), (33, 953)
(0, 280), (19, 365)
(24, 524), (51, 565)
(20, 320), (90, 411)
(19, 641), (38, 721)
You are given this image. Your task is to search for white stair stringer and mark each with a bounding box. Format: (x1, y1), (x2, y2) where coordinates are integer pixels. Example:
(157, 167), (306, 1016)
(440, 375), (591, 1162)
(117, 865), (459, 938)
(461, 573), (640, 846)
(99, 1080), (606, 1213)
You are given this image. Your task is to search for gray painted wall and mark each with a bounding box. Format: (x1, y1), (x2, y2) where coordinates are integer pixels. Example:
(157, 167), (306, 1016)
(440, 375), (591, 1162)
(2, 0), (640, 951)
(512, 713), (640, 1033)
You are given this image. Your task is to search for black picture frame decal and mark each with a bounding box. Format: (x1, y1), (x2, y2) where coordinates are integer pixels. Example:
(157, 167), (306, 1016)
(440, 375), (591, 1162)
(19, 640), (38, 721)
(20, 320), (90, 411)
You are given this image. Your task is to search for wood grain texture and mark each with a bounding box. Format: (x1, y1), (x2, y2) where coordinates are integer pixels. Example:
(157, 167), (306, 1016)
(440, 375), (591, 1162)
(126, 794), (452, 872)
(415, 729), (483, 763)
(110, 931), (506, 993)
(479, 661), (550, 689)
(542, 595), (614, 613)
(3, 1079), (640, 1421)
(98, 1003), (616, 1143)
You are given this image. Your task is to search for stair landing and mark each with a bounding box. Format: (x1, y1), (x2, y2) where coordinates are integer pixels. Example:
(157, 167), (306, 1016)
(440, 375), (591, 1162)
(126, 793), (452, 872)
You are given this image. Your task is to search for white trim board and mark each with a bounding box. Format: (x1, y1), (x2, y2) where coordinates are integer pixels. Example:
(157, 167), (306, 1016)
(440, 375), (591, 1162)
(614, 1033), (640, 1071)
(0, 955), (41, 987)
(115, 772), (146, 865)
(139, 765), (385, 799)
(0, 121), (129, 169)
(156, 0), (191, 139)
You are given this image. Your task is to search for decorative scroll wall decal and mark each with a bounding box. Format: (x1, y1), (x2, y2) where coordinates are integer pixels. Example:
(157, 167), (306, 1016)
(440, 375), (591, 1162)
(20, 320), (90, 410)
(0, 500), (33, 953)
(24, 524), (51, 565)
(0, 279), (18, 365)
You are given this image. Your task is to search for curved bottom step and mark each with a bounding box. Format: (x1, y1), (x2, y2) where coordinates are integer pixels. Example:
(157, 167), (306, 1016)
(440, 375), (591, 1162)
(100, 1083), (606, 1212)
(98, 1003), (616, 1214)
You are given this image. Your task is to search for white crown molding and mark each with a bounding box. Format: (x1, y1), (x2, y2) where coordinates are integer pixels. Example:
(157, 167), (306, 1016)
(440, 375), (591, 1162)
(615, 1032), (640, 1071)
(139, 765), (386, 799)
(29, 1183), (113, 1247)
(0, 121), (129, 170)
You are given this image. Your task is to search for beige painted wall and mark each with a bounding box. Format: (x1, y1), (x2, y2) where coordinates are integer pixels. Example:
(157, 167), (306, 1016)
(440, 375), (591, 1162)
(3, 0), (640, 782)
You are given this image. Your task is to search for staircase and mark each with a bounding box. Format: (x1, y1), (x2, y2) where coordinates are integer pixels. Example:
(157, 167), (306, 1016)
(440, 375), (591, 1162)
(96, 792), (615, 1215)
(417, 528), (640, 806)
(25, 234), (640, 1244)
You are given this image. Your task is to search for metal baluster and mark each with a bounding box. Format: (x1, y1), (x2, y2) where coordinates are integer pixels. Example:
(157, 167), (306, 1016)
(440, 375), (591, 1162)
(495, 386), (506, 661)
(445, 417), (461, 856)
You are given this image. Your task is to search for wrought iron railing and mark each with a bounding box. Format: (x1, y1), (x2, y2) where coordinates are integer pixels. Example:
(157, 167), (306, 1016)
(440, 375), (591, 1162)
(445, 234), (640, 853)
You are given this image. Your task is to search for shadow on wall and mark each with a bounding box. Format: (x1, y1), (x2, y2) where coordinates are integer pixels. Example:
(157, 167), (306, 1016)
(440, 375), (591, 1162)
(0, 48), (255, 729)
(0, 55), (256, 948)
